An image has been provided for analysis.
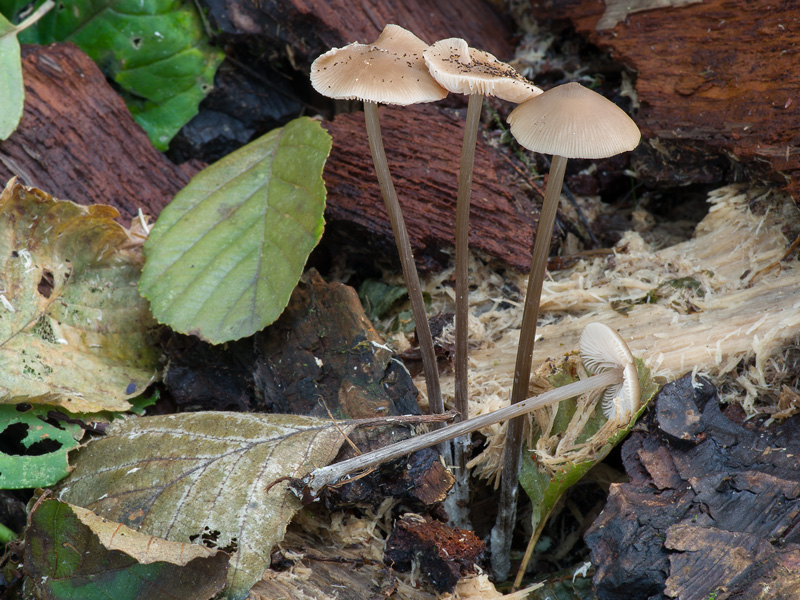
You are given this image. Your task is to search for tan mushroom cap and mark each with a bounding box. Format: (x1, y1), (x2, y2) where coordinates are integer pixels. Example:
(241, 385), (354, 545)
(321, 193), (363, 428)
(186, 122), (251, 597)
(579, 322), (640, 420)
(310, 24), (447, 106)
(423, 37), (542, 103)
(507, 82), (641, 159)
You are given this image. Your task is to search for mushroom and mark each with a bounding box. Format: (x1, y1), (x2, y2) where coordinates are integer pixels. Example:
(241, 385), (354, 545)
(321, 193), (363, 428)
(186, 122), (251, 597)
(492, 82), (641, 580)
(423, 38), (542, 425)
(579, 322), (640, 420)
(310, 25), (448, 417)
(302, 322), (640, 497)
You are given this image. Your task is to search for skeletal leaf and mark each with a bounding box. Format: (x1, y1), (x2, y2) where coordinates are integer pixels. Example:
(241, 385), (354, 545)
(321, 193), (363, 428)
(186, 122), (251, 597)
(56, 411), (355, 600)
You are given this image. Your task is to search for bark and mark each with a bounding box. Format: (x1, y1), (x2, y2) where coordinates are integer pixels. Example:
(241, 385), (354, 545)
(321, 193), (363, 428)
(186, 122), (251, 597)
(530, 0), (800, 201)
(322, 103), (548, 272)
(0, 43), (198, 222)
(200, 0), (515, 63)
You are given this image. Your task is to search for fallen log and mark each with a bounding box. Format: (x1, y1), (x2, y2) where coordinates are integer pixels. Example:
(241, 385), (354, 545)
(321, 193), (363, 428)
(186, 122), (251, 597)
(322, 103), (549, 273)
(530, 0), (800, 201)
(0, 43), (197, 222)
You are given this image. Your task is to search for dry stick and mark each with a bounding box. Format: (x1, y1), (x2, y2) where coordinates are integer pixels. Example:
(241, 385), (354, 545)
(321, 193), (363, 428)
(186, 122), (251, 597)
(363, 101), (444, 418)
(446, 93), (484, 527)
(491, 155), (569, 581)
(305, 368), (621, 494)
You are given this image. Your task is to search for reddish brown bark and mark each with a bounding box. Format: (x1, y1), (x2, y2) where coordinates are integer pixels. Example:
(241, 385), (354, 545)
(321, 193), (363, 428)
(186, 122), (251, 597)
(221, 0), (515, 63)
(323, 103), (547, 272)
(531, 0), (800, 200)
(0, 43), (196, 223)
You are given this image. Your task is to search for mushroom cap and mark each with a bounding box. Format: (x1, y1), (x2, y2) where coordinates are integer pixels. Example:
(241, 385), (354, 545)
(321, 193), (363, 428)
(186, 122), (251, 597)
(579, 322), (640, 420)
(507, 82), (641, 159)
(423, 37), (542, 103)
(310, 24), (447, 106)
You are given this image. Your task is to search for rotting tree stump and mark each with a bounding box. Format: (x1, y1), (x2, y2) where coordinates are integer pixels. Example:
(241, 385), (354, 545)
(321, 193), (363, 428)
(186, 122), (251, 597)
(0, 43), (197, 222)
(530, 0), (800, 201)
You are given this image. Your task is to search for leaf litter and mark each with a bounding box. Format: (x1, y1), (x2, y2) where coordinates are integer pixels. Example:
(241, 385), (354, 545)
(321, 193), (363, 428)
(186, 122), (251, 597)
(0, 178), (160, 412)
(55, 411), (357, 600)
(25, 498), (228, 600)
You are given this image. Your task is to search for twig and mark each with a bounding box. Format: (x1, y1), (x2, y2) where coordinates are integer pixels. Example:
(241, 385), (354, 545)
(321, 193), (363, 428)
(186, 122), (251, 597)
(303, 370), (621, 495)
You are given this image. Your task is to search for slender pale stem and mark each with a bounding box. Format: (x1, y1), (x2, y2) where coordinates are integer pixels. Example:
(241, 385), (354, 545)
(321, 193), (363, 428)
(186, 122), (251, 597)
(305, 369), (621, 494)
(491, 154), (569, 580)
(363, 101), (444, 418)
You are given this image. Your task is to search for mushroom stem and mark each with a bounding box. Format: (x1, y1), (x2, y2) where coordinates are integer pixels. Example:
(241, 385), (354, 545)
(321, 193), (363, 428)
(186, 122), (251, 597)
(454, 93), (483, 423)
(446, 92), (483, 528)
(491, 154), (569, 580)
(363, 101), (444, 418)
(304, 367), (622, 495)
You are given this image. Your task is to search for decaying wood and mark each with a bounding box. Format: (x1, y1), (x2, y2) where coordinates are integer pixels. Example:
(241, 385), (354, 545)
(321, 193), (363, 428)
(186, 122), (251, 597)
(325, 445), (455, 509)
(0, 44), (196, 222)
(585, 374), (800, 599)
(384, 514), (485, 593)
(323, 103), (548, 272)
(201, 0), (514, 63)
(530, 0), (800, 201)
(434, 184), (800, 485)
(253, 269), (420, 419)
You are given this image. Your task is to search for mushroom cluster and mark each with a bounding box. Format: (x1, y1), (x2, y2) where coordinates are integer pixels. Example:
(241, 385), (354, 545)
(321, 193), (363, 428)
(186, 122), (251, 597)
(310, 25), (643, 584)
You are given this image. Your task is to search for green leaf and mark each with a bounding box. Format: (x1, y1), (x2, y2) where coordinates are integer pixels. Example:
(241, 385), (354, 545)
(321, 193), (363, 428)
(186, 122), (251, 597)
(0, 12), (23, 139)
(0, 0), (224, 150)
(0, 179), (160, 413)
(55, 411), (355, 600)
(0, 404), (84, 488)
(139, 117), (332, 344)
(358, 278), (408, 322)
(24, 499), (228, 600)
(520, 358), (659, 548)
(127, 389), (159, 415)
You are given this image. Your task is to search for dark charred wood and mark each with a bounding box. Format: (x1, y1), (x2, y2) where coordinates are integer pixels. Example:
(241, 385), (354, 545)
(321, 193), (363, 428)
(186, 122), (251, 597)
(586, 374), (800, 600)
(253, 269), (420, 419)
(530, 0), (800, 202)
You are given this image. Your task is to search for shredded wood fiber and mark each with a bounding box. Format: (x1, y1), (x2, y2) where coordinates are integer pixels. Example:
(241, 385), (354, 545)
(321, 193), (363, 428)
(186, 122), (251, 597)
(404, 184), (800, 483)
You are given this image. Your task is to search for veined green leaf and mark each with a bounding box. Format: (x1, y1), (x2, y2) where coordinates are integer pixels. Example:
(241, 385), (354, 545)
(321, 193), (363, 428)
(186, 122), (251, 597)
(139, 117), (331, 344)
